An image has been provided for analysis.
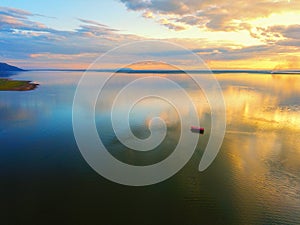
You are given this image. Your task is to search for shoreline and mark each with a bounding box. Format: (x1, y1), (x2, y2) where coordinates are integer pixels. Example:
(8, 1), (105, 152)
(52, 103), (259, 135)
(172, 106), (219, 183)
(0, 78), (39, 91)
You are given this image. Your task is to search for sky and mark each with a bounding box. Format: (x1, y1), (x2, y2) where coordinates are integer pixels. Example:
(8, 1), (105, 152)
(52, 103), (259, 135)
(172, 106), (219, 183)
(0, 0), (299, 70)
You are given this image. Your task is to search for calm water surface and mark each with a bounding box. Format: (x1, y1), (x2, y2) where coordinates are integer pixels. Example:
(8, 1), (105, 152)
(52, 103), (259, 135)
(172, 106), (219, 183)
(1, 71), (300, 225)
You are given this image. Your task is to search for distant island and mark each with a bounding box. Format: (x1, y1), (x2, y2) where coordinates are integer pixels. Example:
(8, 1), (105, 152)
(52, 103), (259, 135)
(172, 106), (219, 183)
(0, 62), (38, 91)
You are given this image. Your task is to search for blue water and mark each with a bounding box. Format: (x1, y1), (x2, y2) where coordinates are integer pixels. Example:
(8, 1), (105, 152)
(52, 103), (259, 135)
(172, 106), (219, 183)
(1, 71), (300, 225)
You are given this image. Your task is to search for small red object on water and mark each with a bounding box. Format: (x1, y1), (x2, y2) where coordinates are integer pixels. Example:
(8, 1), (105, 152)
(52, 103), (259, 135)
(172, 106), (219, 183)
(191, 126), (205, 134)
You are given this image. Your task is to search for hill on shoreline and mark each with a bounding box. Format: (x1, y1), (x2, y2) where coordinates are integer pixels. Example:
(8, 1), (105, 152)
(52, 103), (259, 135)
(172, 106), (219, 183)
(0, 63), (38, 91)
(0, 62), (24, 71)
(0, 63), (24, 77)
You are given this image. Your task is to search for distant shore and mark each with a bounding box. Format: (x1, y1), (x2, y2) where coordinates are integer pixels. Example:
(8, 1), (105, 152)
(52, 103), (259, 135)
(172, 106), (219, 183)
(0, 78), (38, 91)
(28, 68), (300, 75)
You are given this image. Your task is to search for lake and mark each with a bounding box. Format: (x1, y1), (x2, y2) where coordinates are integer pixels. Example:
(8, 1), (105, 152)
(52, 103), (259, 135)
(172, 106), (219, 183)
(1, 71), (300, 225)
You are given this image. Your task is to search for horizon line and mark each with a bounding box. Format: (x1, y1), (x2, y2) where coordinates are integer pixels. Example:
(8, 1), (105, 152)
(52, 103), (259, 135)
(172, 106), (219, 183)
(26, 68), (300, 75)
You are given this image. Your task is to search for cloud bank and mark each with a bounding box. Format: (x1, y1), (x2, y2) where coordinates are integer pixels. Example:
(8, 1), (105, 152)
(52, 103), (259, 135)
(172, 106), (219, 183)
(120, 0), (299, 31)
(0, 3), (299, 69)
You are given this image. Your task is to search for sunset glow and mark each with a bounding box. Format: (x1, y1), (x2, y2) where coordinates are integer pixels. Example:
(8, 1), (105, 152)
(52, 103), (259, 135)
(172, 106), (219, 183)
(0, 0), (299, 69)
